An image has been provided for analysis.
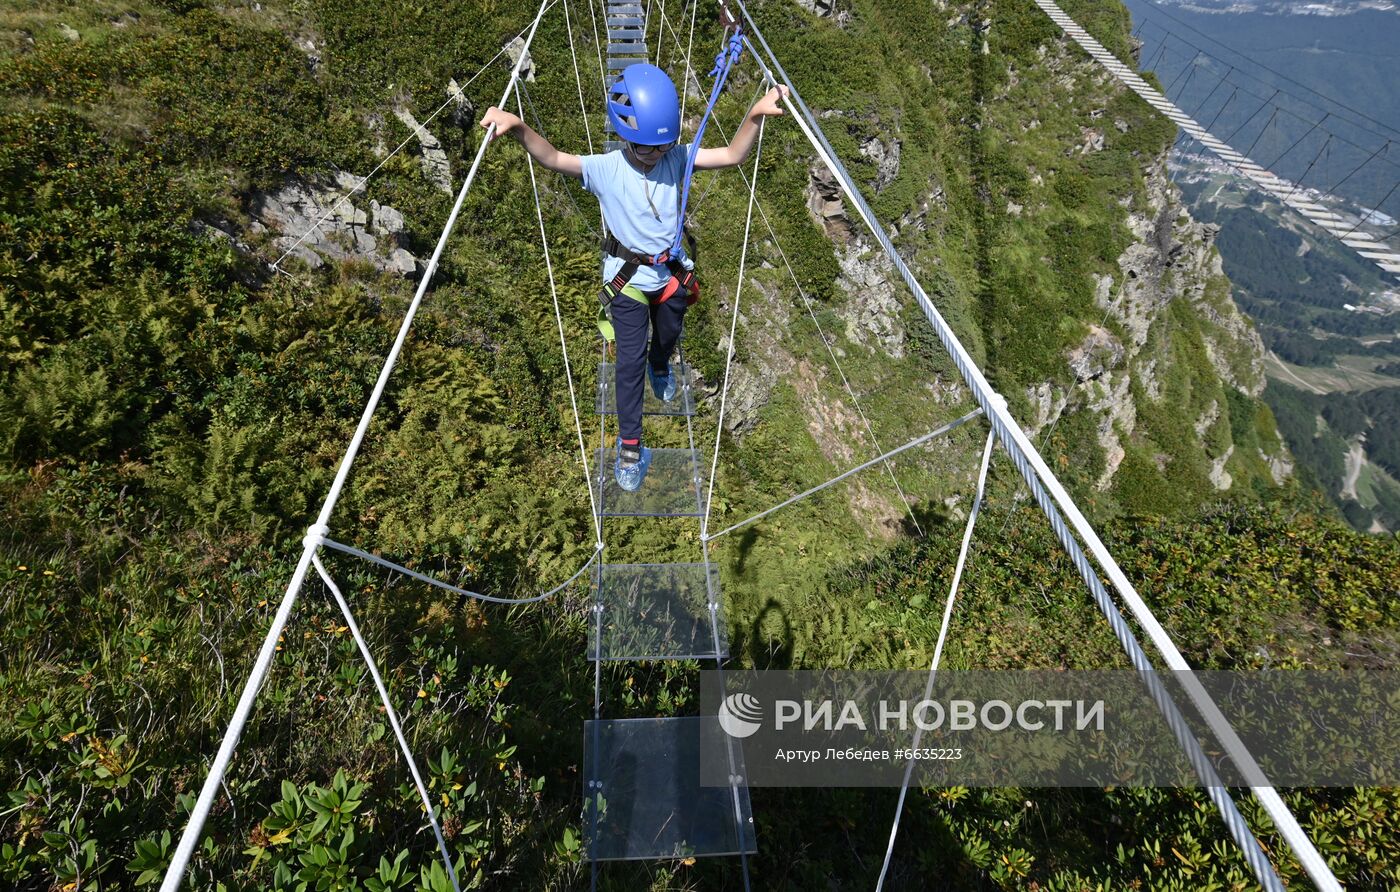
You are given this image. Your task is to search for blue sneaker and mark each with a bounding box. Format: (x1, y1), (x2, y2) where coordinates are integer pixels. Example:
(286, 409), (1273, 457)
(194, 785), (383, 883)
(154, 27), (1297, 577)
(647, 363), (677, 402)
(614, 439), (652, 492)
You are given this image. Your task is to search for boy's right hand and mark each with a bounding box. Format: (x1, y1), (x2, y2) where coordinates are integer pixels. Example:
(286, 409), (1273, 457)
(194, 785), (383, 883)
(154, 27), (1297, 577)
(479, 107), (521, 139)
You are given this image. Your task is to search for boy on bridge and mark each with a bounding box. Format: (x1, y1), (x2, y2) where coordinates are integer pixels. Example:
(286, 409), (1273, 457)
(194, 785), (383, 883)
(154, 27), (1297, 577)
(481, 64), (785, 491)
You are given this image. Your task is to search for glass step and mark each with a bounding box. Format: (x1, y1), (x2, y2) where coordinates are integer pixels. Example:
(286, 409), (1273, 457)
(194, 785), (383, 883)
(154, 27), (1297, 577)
(593, 447), (702, 518)
(589, 562), (726, 661)
(584, 716), (756, 861)
(596, 361), (696, 417)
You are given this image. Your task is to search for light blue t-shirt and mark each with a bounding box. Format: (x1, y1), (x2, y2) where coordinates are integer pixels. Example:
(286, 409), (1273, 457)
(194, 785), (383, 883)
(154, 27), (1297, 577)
(579, 144), (694, 292)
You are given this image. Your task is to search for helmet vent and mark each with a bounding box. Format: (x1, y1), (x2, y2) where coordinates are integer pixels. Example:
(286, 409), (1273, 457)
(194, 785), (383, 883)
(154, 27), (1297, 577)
(610, 90), (638, 130)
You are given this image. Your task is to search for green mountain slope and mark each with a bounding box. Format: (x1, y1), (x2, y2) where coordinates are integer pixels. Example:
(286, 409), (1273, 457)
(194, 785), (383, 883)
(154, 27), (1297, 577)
(1173, 166), (1400, 530)
(2, 0), (1398, 889)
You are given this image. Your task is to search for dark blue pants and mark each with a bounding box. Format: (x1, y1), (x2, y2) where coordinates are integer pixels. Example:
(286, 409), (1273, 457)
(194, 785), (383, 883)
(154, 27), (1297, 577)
(612, 293), (687, 443)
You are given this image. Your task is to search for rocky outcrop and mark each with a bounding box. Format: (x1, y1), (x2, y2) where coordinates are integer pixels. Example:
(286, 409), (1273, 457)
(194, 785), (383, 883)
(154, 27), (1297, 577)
(1210, 444), (1235, 490)
(859, 136), (901, 192)
(795, 0), (852, 27)
(298, 36), (322, 74)
(1033, 157), (1288, 490)
(504, 36), (536, 82)
(892, 183), (946, 237)
(445, 78), (475, 131)
(807, 164), (853, 243)
(1067, 325), (1124, 383)
(1264, 448), (1294, 484)
(1106, 161), (1266, 397)
(835, 241), (906, 360)
(806, 159), (911, 359)
(392, 102), (453, 195)
(253, 173), (420, 277)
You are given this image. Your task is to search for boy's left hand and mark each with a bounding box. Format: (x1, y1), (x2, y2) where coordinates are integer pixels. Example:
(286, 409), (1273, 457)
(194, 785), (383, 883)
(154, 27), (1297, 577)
(751, 85), (789, 118)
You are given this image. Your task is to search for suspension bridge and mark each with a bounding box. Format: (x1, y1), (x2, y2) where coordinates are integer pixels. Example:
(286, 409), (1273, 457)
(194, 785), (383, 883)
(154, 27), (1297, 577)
(154, 0), (1383, 888)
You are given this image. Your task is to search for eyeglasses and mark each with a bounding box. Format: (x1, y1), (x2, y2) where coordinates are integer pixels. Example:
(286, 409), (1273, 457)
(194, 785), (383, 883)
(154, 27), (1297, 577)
(629, 141), (676, 157)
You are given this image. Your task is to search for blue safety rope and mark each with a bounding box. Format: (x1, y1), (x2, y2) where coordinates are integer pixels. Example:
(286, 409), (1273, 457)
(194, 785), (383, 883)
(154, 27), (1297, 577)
(671, 31), (745, 254)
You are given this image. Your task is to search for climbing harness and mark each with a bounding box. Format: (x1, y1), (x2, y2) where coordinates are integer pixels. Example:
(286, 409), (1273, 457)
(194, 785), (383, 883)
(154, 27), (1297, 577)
(601, 232), (700, 301)
(594, 204), (701, 342)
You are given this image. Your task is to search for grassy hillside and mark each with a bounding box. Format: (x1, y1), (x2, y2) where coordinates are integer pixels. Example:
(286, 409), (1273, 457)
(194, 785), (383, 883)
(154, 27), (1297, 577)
(3, 0), (1398, 889)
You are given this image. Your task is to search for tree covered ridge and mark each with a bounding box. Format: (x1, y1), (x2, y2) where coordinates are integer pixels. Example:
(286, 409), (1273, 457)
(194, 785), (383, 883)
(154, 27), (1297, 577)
(1, 0), (1397, 889)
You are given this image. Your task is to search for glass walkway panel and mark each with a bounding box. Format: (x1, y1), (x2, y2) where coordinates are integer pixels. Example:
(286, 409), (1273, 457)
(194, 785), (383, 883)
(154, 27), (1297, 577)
(589, 562), (726, 661)
(592, 447), (703, 517)
(596, 361), (696, 417)
(583, 716), (756, 861)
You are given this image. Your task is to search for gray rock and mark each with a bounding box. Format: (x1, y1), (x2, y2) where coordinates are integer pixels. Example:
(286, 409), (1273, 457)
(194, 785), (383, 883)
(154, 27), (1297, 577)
(300, 38), (321, 73)
(371, 200), (405, 238)
(1194, 399), (1220, 438)
(446, 78), (476, 131)
(807, 164), (852, 243)
(333, 170), (366, 195)
(796, 0), (837, 16)
(252, 175), (419, 276)
(892, 184), (945, 236)
(1073, 155), (1289, 491)
(836, 242), (905, 360)
(1086, 371), (1135, 489)
(1067, 325), (1124, 382)
(859, 136), (901, 192)
(1262, 448), (1294, 484)
(505, 36), (536, 82)
(1210, 444), (1235, 490)
(387, 248), (419, 278)
(1024, 382), (1069, 435)
(354, 228), (377, 255)
(392, 103), (453, 195)
(1072, 127), (1104, 154)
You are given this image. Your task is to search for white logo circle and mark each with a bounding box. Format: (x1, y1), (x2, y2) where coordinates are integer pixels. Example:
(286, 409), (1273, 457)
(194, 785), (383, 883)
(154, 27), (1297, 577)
(718, 692), (763, 739)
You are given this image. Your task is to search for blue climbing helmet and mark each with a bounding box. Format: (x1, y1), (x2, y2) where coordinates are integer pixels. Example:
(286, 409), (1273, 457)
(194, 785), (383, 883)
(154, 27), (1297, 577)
(607, 63), (680, 146)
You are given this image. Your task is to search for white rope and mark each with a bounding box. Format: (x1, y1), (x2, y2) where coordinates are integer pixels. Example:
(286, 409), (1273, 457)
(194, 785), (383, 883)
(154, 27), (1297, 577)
(876, 426), (996, 891)
(322, 538), (600, 604)
(586, 0), (607, 99)
(517, 83), (605, 546)
(701, 113), (766, 537)
(655, 0), (668, 67)
(701, 409), (982, 544)
(312, 554), (460, 892)
(563, 0), (595, 156)
(271, 2), (559, 272)
(157, 5), (554, 888)
(702, 109), (923, 535)
(681, 0), (698, 120)
(564, 0), (607, 237)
